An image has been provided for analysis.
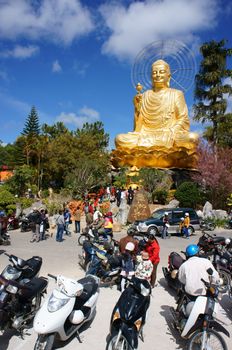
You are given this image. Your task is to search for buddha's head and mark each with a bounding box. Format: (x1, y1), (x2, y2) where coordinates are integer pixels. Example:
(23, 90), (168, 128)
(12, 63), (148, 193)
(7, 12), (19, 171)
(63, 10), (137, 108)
(151, 60), (171, 89)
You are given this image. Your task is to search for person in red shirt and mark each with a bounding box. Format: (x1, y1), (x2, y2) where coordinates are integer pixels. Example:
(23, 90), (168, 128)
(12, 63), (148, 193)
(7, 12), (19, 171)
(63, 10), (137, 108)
(144, 233), (160, 288)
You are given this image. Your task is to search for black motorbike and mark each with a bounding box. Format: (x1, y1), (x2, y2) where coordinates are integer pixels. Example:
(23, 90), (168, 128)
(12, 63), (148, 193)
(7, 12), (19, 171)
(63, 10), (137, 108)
(106, 277), (151, 350)
(19, 216), (33, 232)
(162, 251), (185, 293)
(1, 253), (43, 282)
(79, 240), (121, 286)
(199, 219), (216, 231)
(224, 218), (232, 229)
(78, 226), (114, 246)
(0, 273), (47, 335)
(197, 231), (227, 257)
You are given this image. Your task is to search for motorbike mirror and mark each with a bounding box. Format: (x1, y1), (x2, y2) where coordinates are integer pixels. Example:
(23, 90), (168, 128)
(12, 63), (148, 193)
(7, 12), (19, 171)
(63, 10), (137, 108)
(207, 267), (213, 276)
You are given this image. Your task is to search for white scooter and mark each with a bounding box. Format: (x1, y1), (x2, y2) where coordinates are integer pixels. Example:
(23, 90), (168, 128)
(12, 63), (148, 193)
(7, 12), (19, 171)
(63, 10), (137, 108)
(171, 268), (230, 350)
(33, 273), (100, 350)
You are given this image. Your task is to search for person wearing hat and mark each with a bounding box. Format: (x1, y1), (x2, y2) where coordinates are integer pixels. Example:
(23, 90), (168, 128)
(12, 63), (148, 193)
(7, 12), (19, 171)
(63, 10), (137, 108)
(135, 251), (153, 283)
(120, 242), (135, 292)
(183, 212), (190, 239)
(179, 217), (185, 236)
(162, 212), (170, 239)
(28, 207), (42, 243)
(144, 233), (160, 288)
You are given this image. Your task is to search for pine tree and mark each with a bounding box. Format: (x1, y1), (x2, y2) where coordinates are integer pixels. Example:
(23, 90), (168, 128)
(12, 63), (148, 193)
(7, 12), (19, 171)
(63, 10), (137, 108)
(193, 40), (232, 149)
(22, 106), (40, 136)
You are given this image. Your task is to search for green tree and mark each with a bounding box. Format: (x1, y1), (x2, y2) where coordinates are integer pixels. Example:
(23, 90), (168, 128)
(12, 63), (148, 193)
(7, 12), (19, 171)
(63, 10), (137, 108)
(194, 40), (232, 149)
(175, 181), (202, 208)
(5, 165), (36, 196)
(22, 106), (40, 136)
(138, 168), (172, 202)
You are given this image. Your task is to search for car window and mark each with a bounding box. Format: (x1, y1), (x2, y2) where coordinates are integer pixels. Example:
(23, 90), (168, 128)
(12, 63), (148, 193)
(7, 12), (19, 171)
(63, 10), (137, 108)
(172, 211), (184, 220)
(188, 210), (198, 219)
(152, 211), (164, 219)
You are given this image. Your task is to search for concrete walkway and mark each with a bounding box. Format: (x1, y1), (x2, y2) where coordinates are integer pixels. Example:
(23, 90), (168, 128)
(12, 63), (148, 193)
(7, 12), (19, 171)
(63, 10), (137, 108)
(1, 226), (232, 350)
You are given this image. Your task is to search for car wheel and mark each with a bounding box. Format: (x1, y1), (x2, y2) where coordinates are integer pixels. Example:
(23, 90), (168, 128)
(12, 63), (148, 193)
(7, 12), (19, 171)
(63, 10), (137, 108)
(147, 226), (158, 236)
(188, 226), (194, 236)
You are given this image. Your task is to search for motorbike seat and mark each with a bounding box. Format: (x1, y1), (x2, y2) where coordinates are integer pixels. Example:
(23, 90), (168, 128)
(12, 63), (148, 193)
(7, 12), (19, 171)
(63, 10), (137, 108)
(76, 275), (98, 304)
(212, 237), (225, 243)
(18, 277), (47, 300)
(22, 257), (42, 278)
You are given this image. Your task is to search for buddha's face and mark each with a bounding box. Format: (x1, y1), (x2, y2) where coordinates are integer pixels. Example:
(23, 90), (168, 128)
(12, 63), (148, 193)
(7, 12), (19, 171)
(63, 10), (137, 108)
(152, 64), (170, 87)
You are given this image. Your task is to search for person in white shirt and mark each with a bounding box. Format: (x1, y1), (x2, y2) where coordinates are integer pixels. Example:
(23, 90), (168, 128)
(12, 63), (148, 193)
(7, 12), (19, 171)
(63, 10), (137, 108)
(178, 244), (220, 297)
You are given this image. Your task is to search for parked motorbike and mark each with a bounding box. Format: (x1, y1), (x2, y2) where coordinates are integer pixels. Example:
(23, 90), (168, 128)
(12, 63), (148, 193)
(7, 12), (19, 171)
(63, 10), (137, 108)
(78, 226), (113, 246)
(7, 215), (19, 230)
(224, 218), (232, 229)
(197, 231), (227, 257)
(2, 252), (43, 282)
(162, 251), (185, 293)
(200, 219), (216, 231)
(106, 277), (151, 350)
(33, 273), (100, 350)
(170, 268), (229, 350)
(0, 272), (47, 334)
(0, 215), (11, 245)
(19, 216), (33, 232)
(212, 242), (232, 294)
(79, 240), (121, 286)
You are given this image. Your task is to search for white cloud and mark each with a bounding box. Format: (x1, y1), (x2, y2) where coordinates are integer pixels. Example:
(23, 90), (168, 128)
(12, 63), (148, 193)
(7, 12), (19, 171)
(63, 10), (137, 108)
(0, 0), (95, 45)
(0, 45), (39, 59)
(99, 0), (219, 61)
(52, 60), (62, 73)
(224, 77), (232, 113)
(56, 106), (100, 128)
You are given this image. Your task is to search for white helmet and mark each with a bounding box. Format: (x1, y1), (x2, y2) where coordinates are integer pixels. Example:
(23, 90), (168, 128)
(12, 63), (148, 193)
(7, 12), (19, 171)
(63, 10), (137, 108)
(180, 217), (184, 221)
(125, 242), (135, 251)
(164, 212), (168, 216)
(225, 238), (231, 245)
(185, 212), (189, 216)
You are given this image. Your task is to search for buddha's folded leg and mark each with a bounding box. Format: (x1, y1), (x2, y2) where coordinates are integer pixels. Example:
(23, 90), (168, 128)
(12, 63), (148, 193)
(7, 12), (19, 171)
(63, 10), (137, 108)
(174, 132), (199, 150)
(115, 133), (140, 150)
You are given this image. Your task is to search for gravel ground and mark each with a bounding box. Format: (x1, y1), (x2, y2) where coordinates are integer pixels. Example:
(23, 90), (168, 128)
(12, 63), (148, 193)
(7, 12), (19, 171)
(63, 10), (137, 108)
(1, 224), (232, 350)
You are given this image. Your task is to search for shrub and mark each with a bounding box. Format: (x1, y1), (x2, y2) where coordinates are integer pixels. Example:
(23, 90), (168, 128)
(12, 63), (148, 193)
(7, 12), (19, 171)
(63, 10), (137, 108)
(154, 189), (168, 205)
(175, 182), (201, 208)
(0, 188), (16, 214)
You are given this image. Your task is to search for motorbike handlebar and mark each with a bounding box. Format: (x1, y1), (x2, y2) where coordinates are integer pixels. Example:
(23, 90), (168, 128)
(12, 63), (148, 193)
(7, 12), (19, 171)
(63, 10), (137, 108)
(4, 253), (11, 258)
(47, 273), (57, 280)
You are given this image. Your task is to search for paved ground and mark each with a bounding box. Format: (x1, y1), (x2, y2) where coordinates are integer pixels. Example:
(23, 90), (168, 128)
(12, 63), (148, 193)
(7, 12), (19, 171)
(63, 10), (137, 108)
(1, 224), (232, 350)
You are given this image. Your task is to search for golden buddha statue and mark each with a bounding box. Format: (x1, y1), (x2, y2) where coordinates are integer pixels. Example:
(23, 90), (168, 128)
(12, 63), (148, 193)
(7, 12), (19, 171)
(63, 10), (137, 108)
(112, 59), (199, 169)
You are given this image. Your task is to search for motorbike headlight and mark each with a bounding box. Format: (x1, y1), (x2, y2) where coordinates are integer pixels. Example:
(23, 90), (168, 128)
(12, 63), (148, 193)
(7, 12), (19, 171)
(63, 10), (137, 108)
(113, 310), (120, 321)
(6, 284), (18, 294)
(47, 294), (69, 312)
(140, 284), (150, 297)
(2, 266), (21, 280)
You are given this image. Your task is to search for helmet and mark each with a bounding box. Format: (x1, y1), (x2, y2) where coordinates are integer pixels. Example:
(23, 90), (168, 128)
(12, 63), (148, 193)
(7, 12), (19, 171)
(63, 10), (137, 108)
(185, 212), (189, 216)
(125, 242), (135, 251)
(164, 212), (168, 216)
(171, 269), (178, 279)
(180, 217), (184, 221)
(225, 238), (231, 245)
(185, 244), (199, 258)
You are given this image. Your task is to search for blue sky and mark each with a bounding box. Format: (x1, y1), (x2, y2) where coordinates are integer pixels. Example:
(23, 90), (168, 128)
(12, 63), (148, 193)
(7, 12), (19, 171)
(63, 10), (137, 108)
(0, 0), (231, 149)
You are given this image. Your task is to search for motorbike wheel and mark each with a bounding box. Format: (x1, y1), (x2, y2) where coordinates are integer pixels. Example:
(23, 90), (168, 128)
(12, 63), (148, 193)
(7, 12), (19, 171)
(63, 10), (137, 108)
(188, 329), (228, 350)
(107, 333), (133, 350)
(218, 270), (231, 294)
(34, 333), (55, 350)
(208, 223), (216, 231)
(78, 234), (88, 246)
